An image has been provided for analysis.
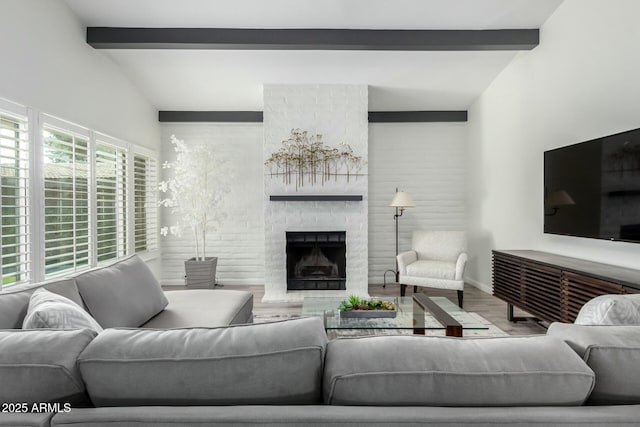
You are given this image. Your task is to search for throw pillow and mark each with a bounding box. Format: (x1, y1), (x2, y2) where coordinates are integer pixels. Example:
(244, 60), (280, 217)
(575, 294), (640, 326)
(22, 288), (103, 333)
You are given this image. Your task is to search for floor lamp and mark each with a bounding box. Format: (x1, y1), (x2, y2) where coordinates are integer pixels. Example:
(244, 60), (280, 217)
(389, 188), (415, 283)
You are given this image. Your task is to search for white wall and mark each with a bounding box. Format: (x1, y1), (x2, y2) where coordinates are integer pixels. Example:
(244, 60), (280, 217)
(0, 0), (159, 148)
(368, 123), (467, 284)
(467, 0), (640, 290)
(157, 121), (468, 287)
(159, 123), (265, 286)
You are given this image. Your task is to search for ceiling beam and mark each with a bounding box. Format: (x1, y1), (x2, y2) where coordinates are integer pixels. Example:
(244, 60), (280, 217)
(158, 111), (263, 123)
(368, 111), (467, 123)
(88, 28), (538, 51)
(159, 110), (467, 123)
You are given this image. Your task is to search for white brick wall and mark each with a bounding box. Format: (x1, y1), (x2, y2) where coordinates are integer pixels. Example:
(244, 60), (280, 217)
(263, 84), (369, 301)
(368, 123), (467, 285)
(157, 108), (468, 291)
(159, 123), (265, 286)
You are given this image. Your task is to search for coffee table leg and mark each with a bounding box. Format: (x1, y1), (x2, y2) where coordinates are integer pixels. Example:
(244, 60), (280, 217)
(446, 325), (463, 337)
(413, 298), (425, 335)
(413, 294), (464, 337)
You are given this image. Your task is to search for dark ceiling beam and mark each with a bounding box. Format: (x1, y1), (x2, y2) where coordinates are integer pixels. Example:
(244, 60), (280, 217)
(88, 28), (538, 51)
(159, 110), (467, 123)
(158, 111), (263, 123)
(368, 111), (467, 123)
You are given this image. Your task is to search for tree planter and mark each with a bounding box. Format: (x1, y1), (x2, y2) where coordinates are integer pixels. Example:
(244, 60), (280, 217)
(184, 257), (217, 288)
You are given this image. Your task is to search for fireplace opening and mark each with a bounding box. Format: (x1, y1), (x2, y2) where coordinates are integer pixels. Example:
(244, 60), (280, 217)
(286, 231), (346, 290)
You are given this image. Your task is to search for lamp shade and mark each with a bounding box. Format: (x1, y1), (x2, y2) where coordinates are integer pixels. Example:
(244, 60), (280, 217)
(390, 191), (415, 208)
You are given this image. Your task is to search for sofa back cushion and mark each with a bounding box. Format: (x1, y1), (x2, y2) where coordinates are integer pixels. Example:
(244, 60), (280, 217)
(412, 230), (466, 262)
(0, 278), (83, 329)
(0, 329), (96, 407)
(78, 317), (328, 406)
(323, 335), (594, 406)
(548, 322), (640, 405)
(74, 255), (168, 328)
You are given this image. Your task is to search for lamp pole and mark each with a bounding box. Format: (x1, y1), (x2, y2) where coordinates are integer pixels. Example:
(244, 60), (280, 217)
(385, 188), (415, 290)
(393, 203), (405, 283)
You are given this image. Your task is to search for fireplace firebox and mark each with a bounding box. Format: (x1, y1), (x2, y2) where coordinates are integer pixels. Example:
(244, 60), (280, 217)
(286, 231), (346, 290)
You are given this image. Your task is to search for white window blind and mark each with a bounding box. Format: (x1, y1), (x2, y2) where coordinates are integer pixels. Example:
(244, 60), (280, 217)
(133, 153), (158, 253)
(95, 139), (127, 263)
(0, 111), (30, 287)
(43, 125), (90, 277)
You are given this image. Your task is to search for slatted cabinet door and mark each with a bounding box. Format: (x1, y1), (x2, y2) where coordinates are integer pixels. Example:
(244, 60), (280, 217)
(522, 261), (562, 322)
(561, 272), (623, 323)
(492, 254), (523, 307)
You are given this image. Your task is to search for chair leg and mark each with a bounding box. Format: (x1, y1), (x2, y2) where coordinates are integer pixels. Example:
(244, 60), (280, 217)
(413, 286), (418, 294)
(400, 284), (407, 297)
(457, 290), (463, 308)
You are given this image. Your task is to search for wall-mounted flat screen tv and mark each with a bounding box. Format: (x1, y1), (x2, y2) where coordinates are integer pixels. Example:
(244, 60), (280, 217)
(544, 127), (640, 243)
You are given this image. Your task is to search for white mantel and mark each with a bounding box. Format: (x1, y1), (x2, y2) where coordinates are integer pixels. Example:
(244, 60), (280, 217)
(263, 84), (369, 302)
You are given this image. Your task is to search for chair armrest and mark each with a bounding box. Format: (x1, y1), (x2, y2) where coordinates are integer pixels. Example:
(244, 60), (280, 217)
(455, 252), (468, 280)
(397, 251), (417, 275)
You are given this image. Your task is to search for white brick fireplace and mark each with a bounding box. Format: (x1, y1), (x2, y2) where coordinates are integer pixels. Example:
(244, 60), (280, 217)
(263, 84), (369, 302)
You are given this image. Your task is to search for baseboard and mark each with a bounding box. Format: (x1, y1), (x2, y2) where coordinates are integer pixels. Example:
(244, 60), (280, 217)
(465, 277), (493, 294)
(160, 278), (260, 287)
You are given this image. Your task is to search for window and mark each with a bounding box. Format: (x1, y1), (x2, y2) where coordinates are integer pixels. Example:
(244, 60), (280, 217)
(133, 153), (158, 253)
(0, 100), (159, 286)
(0, 111), (30, 286)
(95, 138), (127, 263)
(42, 125), (90, 277)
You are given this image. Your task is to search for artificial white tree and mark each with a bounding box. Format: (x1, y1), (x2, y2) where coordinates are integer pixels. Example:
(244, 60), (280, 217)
(159, 134), (229, 261)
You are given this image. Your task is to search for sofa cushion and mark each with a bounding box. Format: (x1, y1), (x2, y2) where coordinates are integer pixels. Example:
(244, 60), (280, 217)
(323, 335), (594, 406)
(0, 279), (83, 329)
(548, 322), (640, 405)
(74, 255), (168, 328)
(406, 260), (455, 280)
(575, 294), (640, 325)
(141, 289), (253, 328)
(22, 288), (102, 333)
(78, 317), (328, 406)
(0, 329), (96, 407)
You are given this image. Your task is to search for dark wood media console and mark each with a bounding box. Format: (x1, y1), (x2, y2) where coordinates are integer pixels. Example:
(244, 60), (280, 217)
(492, 250), (640, 323)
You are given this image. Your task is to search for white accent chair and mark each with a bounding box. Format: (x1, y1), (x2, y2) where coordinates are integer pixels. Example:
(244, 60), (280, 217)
(397, 230), (468, 308)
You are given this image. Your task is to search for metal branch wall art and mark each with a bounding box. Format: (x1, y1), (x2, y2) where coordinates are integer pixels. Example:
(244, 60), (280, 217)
(265, 128), (365, 189)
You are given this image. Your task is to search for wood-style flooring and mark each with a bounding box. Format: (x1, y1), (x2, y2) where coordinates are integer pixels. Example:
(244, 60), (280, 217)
(227, 284), (547, 336)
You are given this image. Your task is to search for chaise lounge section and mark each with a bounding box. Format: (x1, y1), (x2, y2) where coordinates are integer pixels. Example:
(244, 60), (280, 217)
(0, 255), (253, 331)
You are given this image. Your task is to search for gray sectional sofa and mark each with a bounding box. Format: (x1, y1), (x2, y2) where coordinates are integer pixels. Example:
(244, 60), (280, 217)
(2, 318), (640, 426)
(1, 255), (640, 426)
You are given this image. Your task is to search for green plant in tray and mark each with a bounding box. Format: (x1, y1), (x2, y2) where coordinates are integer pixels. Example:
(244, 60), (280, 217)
(338, 295), (396, 312)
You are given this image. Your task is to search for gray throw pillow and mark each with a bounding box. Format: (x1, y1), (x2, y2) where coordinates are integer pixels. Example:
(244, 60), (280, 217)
(22, 288), (103, 333)
(575, 294), (640, 325)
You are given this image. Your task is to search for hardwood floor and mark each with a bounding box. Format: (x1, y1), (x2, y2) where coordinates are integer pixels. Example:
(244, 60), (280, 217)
(227, 283), (547, 336)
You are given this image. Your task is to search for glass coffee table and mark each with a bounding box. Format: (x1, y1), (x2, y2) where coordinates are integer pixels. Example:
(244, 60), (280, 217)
(302, 294), (488, 337)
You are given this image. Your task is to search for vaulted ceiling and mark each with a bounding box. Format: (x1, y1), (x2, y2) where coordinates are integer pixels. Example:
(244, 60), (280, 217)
(64, 0), (563, 111)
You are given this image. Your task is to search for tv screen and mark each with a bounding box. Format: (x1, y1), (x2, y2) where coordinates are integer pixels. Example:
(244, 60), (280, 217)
(544, 127), (640, 243)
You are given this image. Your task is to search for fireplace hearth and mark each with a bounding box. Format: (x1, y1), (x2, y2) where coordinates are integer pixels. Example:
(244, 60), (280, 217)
(286, 231), (346, 290)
